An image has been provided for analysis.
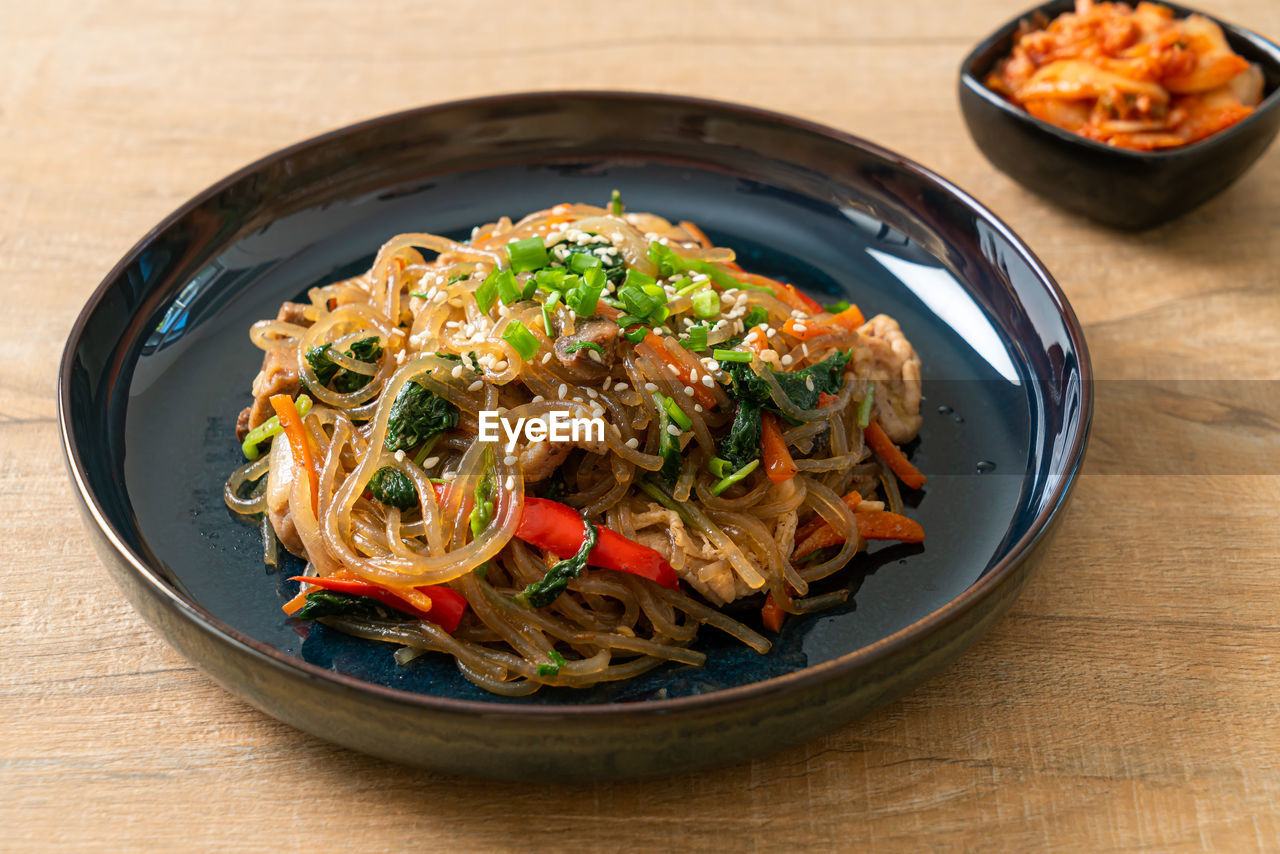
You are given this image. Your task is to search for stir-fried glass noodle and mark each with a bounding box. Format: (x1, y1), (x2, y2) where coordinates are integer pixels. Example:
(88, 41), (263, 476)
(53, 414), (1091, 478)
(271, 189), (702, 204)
(226, 195), (927, 695)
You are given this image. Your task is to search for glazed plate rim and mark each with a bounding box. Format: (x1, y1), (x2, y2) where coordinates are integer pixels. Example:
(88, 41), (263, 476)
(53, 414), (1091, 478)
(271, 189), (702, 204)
(58, 90), (1093, 718)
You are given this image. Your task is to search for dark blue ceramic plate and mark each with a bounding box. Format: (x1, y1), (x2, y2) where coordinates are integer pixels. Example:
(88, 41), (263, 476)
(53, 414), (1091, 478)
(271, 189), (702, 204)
(60, 92), (1090, 780)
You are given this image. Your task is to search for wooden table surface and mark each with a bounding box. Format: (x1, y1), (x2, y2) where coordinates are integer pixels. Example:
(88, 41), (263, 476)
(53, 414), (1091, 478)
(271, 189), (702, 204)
(5, 1), (1279, 850)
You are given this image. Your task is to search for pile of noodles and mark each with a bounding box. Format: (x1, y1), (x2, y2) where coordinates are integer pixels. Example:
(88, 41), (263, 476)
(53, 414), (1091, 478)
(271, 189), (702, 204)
(225, 203), (900, 696)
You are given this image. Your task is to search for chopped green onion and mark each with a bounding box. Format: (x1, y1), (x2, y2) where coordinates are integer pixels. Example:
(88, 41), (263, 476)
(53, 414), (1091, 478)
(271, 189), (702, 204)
(712, 349), (752, 363)
(733, 280), (774, 293)
(655, 393), (692, 431)
(520, 276), (538, 301)
(673, 276), (697, 296)
(537, 663), (560, 677)
(507, 236), (549, 272)
(242, 395), (313, 460)
(825, 300), (851, 313)
(691, 288), (720, 319)
(473, 273), (498, 314)
(568, 267), (605, 316)
(609, 189), (623, 216)
(563, 341), (605, 356)
(707, 456), (732, 479)
(683, 325), (708, 352)
(488, 268), (521, 305)
(616, 313), (646, 328)
(535, 268), (568, 292)
(566, 251), (602, 274)
(623, 268), (657, 289)
(857, 382), (876, 429)
(710, 459), (759, 495)
(502, 320), (539, 360)
(622, 326), (649, 344)
(542, 291), (560, 335)
(618, 284), (662, 318)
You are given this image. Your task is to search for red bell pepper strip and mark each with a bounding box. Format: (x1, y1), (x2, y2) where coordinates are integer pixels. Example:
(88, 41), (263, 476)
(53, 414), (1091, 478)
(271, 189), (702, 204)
(865, 419), (927, 490)
(287, 574), (468, 634)
(516, 498), (679, 590)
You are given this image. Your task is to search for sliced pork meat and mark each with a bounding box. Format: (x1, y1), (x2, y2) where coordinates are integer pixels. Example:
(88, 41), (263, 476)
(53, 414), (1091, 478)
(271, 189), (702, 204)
(236, 301), (312, 438)
(553, 318), (619, 373)
(854, 313), (923, 444)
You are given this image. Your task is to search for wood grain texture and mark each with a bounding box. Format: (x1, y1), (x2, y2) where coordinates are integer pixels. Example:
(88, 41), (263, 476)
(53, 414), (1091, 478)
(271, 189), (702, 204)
(3, 0), (1279, 850)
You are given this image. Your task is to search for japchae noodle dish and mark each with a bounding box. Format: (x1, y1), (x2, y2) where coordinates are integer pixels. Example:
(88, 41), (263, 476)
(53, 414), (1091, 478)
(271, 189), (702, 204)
(987, 0), (1265, 150)
(226, 194), (927, 696)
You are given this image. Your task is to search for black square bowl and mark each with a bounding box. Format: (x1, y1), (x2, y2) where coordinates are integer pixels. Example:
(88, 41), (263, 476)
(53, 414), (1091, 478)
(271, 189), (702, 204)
(959, 0), (1280, 229)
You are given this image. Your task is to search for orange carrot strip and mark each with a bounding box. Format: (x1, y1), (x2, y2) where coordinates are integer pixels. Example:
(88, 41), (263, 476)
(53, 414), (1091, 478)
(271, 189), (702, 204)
(761, 413), (798, 484)
(794, 525), (846, 560)
(856, 511), (925, 543)
(864, 419), (926, 490)
(761, 593), (786, 633)
(781, 316), (837, 341)
(281, 589), (309, 616)
(269, 394), (319, 513)
(829, 304), (865, 331)
(642, 333), (717, 408)
(793, 508), (924, 560)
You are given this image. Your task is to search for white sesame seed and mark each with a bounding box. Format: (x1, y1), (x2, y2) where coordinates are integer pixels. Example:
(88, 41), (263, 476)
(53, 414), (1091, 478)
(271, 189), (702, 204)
(493, 360), (507, 371)
(766, 328), (777, 339)
(801, 344), (810, 357)
(503, 455), (518, 466)
(805, 376), (815, 391)
(586, 388), (598, 399)
(532, 395), (544, 403)
(505, 475), (515, 491)
(603, 377), (613, 390)
(644, 382), (658, 392)
(423, 456), (439, 468)
(694, 403), (704, 413)
(558, 383), (568, 399)
(614, 382), (629, 392)
(666, 424), (682, 436)
(683, 385), (696, 397)
(689, 369), (699, 382)
(394, 450), (406, 462)
(542, 353), (553, 365)
(451, 364), (464, 379)
(781, 354), (794, 367)
(700, 375), (715, 388)
(468, 379), (483, 392)
(442, 471), (457, 482)
(625, 437), (639, 449)
(793, 323), (807, 334)
(588, 349), (603, 363)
